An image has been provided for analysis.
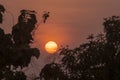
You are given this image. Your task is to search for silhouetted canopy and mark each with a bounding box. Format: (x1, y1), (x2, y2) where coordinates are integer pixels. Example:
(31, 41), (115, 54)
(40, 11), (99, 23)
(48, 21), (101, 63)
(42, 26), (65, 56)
(12, 9), (37, 46)
(0, 8), (40, 79)
(40, 63), (66, 80)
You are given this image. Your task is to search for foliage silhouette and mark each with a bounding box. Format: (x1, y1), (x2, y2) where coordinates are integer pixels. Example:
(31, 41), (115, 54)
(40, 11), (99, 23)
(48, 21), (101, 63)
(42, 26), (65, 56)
(0, 4), (5, 23)
(103, 16), (120, 80)
(40, 63), (67, 80)
(59, 35), (106, 80)
(0, 4), (40, 79)
(59, 16), (120, 80)
(42, 11), (50, 23)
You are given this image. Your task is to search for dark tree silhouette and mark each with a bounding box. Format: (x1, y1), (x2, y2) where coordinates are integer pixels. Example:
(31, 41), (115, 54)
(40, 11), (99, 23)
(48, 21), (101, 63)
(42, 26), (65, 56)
(59, 16), (120, 80)
(11, 9), (39, 68)
(40, 63), (67, 80)
(12, 9), (37, 46)
(0, 4), (40, 79)
(103, 16), (120, 80)
(59, 35), (106, 80)
(0, 4), (5, 23)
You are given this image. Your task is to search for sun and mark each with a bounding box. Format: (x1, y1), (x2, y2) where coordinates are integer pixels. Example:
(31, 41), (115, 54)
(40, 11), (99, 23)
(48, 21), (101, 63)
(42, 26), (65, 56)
(45, 41), (58, 54)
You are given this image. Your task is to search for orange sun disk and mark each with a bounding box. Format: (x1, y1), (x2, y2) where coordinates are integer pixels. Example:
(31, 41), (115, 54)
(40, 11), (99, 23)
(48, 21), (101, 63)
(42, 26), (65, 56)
(45, 41), (58, 54)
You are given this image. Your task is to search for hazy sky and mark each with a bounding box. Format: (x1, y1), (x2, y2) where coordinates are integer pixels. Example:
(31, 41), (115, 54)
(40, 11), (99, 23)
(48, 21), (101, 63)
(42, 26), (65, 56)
(0, 0), (120, 77)
(1, 0), (120, 49)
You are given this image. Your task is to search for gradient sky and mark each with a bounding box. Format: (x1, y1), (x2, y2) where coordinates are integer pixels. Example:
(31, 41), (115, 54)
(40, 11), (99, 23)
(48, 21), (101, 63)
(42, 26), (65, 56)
(1, 0), (120, 49)
(0, 0), (120, 77)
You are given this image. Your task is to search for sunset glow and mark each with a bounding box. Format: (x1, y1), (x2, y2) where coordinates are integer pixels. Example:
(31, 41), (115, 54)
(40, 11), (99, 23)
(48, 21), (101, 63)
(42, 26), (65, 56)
(0, 1), (120, 79)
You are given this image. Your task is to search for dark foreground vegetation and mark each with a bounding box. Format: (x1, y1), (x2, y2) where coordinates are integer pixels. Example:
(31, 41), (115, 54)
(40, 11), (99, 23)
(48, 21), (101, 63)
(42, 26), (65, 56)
(0, 4), (39, 80)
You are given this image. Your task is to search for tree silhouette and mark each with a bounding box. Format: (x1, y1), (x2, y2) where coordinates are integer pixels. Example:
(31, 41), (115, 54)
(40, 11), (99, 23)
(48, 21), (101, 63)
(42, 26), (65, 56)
(59, 16), (120, 80)
(40, 63), (67, 80)
(103, 16), (120, 80)
(0, 4), (5, 23)
(0, 4), (40, 79)
(59, 35), (106, 80)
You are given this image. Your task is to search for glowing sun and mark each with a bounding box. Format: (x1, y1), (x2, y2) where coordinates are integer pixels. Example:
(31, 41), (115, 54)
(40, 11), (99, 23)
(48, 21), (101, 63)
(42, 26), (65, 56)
(45, 41), (58, 54)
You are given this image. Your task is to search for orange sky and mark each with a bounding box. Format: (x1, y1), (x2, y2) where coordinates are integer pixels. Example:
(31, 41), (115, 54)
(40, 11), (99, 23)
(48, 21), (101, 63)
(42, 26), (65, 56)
(0, 0), (120, 77)
(1, 0), (120, 49)
(0, 0), (120, 52)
